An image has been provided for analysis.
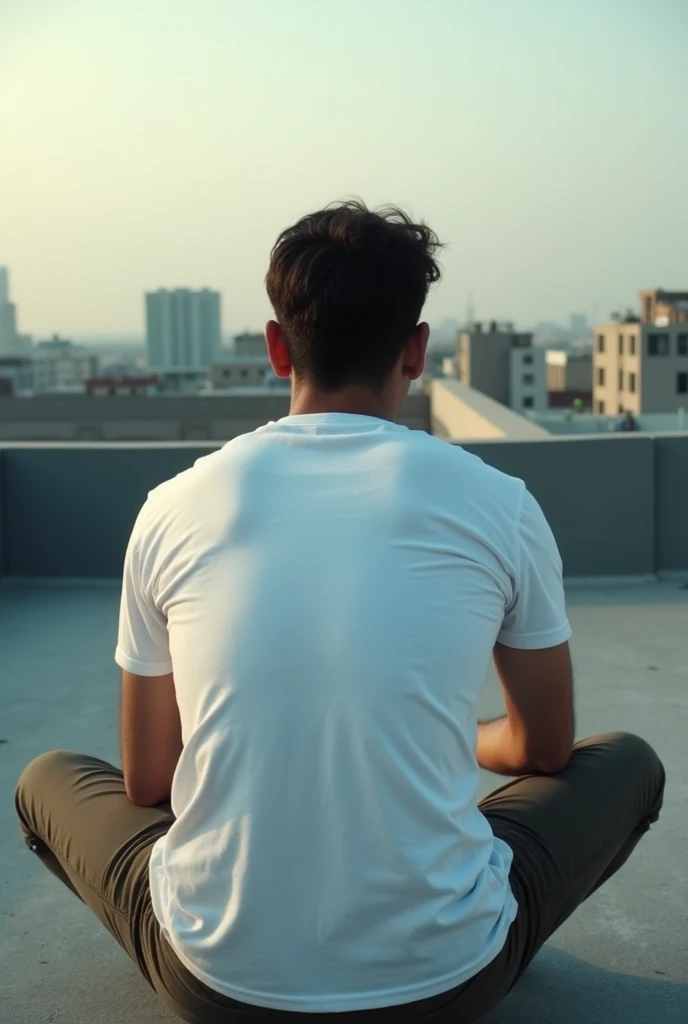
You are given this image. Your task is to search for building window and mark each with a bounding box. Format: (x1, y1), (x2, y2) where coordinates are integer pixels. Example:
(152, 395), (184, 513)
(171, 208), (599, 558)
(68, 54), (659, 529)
(522, 396), (534, 409)
(648, 333), (669, 356)
(618, 404), (624, 414)
(241, 369), (249, 378)
(597, 367), (605, 386)
(223, 368), (233, 378)
(597, 400), (606, 414)
(678, 372), (688, 395)
(597, 334), (605, 353)
(629, 373), (636, 394)
(522, 354), (533, 365)
(678, 333), (688, 355)
(522, 373), (534, 385)
(629, 335), (636, 356)
(618, 369), (623, 391)
(618, 334), (623, 354)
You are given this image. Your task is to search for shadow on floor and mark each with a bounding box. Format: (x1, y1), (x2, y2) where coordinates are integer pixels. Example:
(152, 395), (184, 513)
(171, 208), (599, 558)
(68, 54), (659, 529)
(484, 945), (688, 1024)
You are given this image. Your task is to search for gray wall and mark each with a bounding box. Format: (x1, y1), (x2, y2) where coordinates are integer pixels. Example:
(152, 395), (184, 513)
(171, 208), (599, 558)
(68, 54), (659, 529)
(1, 446), (217, 578)
(0, 434), (686, 580)
(0, 450), (4, 578)
(654, 435), (688, 574)
(462, 436), (656, 577)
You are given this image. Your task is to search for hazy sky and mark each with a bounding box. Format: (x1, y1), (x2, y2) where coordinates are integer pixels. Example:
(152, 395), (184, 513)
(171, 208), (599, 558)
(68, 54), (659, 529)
(1, 0), (686, 339)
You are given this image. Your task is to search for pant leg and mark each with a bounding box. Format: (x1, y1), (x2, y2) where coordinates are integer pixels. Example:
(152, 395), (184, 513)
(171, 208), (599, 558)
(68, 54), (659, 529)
(15, 750), (175, 979)
(14, 736), (665, 1024)
(482, 731), (665, 949)
(14, 750), (289, 1023)
(426, 731), (665, 1023)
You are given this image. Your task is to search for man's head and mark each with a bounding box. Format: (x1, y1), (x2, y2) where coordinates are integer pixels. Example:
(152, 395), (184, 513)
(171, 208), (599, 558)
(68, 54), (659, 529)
(265, 200), (442, 413)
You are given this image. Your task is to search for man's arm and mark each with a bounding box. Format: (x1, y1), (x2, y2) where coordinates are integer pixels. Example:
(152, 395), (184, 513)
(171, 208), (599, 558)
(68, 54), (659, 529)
(120, 671), (182, 806)
(476, 641), (574, 776)
(477, 488), (574, 776)
(115, 502), (181, 806)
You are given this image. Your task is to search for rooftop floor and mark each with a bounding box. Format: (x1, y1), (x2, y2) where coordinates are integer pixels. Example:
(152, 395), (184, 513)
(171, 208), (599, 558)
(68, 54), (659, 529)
(1, 580), (686, 1023)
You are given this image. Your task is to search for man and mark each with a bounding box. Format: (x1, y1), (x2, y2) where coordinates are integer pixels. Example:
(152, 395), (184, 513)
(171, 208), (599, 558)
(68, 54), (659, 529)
(16, 201), (664, 1023)
(619, 410), (639, 432)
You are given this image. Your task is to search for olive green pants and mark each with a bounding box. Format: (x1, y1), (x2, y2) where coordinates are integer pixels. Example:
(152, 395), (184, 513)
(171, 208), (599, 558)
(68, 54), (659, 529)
(15, 732), (664, 1024)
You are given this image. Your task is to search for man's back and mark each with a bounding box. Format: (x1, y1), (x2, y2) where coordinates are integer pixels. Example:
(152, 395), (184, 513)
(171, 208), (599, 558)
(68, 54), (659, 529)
(116, 412), (569, 1012)
(18, 202), (661, 1024)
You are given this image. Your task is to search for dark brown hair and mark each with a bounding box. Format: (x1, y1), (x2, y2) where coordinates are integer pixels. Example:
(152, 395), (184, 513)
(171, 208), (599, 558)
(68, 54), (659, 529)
(265, 199), (442, 390)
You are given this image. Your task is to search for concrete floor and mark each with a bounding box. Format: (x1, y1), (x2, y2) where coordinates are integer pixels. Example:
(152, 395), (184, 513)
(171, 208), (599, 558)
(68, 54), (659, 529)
(1, 580), (686, 1023)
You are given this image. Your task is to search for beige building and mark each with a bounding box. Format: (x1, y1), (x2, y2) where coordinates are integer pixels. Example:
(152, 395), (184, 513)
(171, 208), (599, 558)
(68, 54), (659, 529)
(458, 322), (547, 412)
(593, 289), (688, 415)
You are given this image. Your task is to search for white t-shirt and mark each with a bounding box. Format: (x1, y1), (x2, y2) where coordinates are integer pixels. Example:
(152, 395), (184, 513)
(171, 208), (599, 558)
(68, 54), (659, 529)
(116, 413), (571, 1013)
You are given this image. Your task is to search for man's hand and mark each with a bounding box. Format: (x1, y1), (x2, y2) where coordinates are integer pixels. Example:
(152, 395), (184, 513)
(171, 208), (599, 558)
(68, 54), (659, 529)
(476, 641), (574, 776)
(120, 671), (182, 806)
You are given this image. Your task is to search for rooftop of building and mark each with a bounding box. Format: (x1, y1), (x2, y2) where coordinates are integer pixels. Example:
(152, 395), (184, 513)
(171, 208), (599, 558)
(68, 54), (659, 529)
(1, 577), (686, 1023)
(0, 393), (687, 1021)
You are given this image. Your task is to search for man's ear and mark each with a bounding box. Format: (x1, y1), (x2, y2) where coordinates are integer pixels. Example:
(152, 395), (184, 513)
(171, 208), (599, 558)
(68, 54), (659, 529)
(402, 322), (430, 380)
(265, 321), (292, 379)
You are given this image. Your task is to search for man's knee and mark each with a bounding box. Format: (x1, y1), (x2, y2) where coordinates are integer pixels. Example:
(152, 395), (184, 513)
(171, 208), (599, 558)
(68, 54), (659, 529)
(575, 731), (665, 810)
(15, 750), (81, 835)
(579, 730), (661, 768)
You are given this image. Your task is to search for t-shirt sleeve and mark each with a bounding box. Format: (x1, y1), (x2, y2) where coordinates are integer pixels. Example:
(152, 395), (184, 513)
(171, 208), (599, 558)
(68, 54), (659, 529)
(115, 507), (173, 676)
(497, 488), (572, 650)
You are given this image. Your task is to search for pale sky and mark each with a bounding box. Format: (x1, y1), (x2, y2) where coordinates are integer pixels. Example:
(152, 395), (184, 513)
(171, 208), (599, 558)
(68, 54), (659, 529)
(1, 0), (686, 339)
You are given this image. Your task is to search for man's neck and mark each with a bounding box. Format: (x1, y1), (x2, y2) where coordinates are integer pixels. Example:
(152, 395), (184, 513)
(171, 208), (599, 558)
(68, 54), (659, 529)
(289, 382), (396, 422)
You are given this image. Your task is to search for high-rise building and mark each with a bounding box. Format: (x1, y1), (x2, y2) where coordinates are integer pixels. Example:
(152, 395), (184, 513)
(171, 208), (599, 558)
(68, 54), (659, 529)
(0, 266), (20, 356)
(0, 266), (9, 306)
(458, 322), (547, 413)
(145, 289), (222, 370)
(593, 289), (688, 415)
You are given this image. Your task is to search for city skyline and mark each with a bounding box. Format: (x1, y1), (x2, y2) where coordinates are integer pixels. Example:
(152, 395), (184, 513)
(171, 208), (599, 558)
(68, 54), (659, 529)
(2, 1), (686, 336)
(0, 261), (597, 350)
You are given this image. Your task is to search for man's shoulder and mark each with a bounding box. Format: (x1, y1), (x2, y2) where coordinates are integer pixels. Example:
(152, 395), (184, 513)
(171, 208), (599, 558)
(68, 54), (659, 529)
(406, 430), (524, 497)
(145, 447), (220, 504)
(143, 434), (259, 516)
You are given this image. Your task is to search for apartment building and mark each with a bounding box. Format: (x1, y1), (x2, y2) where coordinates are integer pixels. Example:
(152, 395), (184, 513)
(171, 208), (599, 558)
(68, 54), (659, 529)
(458, 322), (547, 413)
(593, 289), (688, 415)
